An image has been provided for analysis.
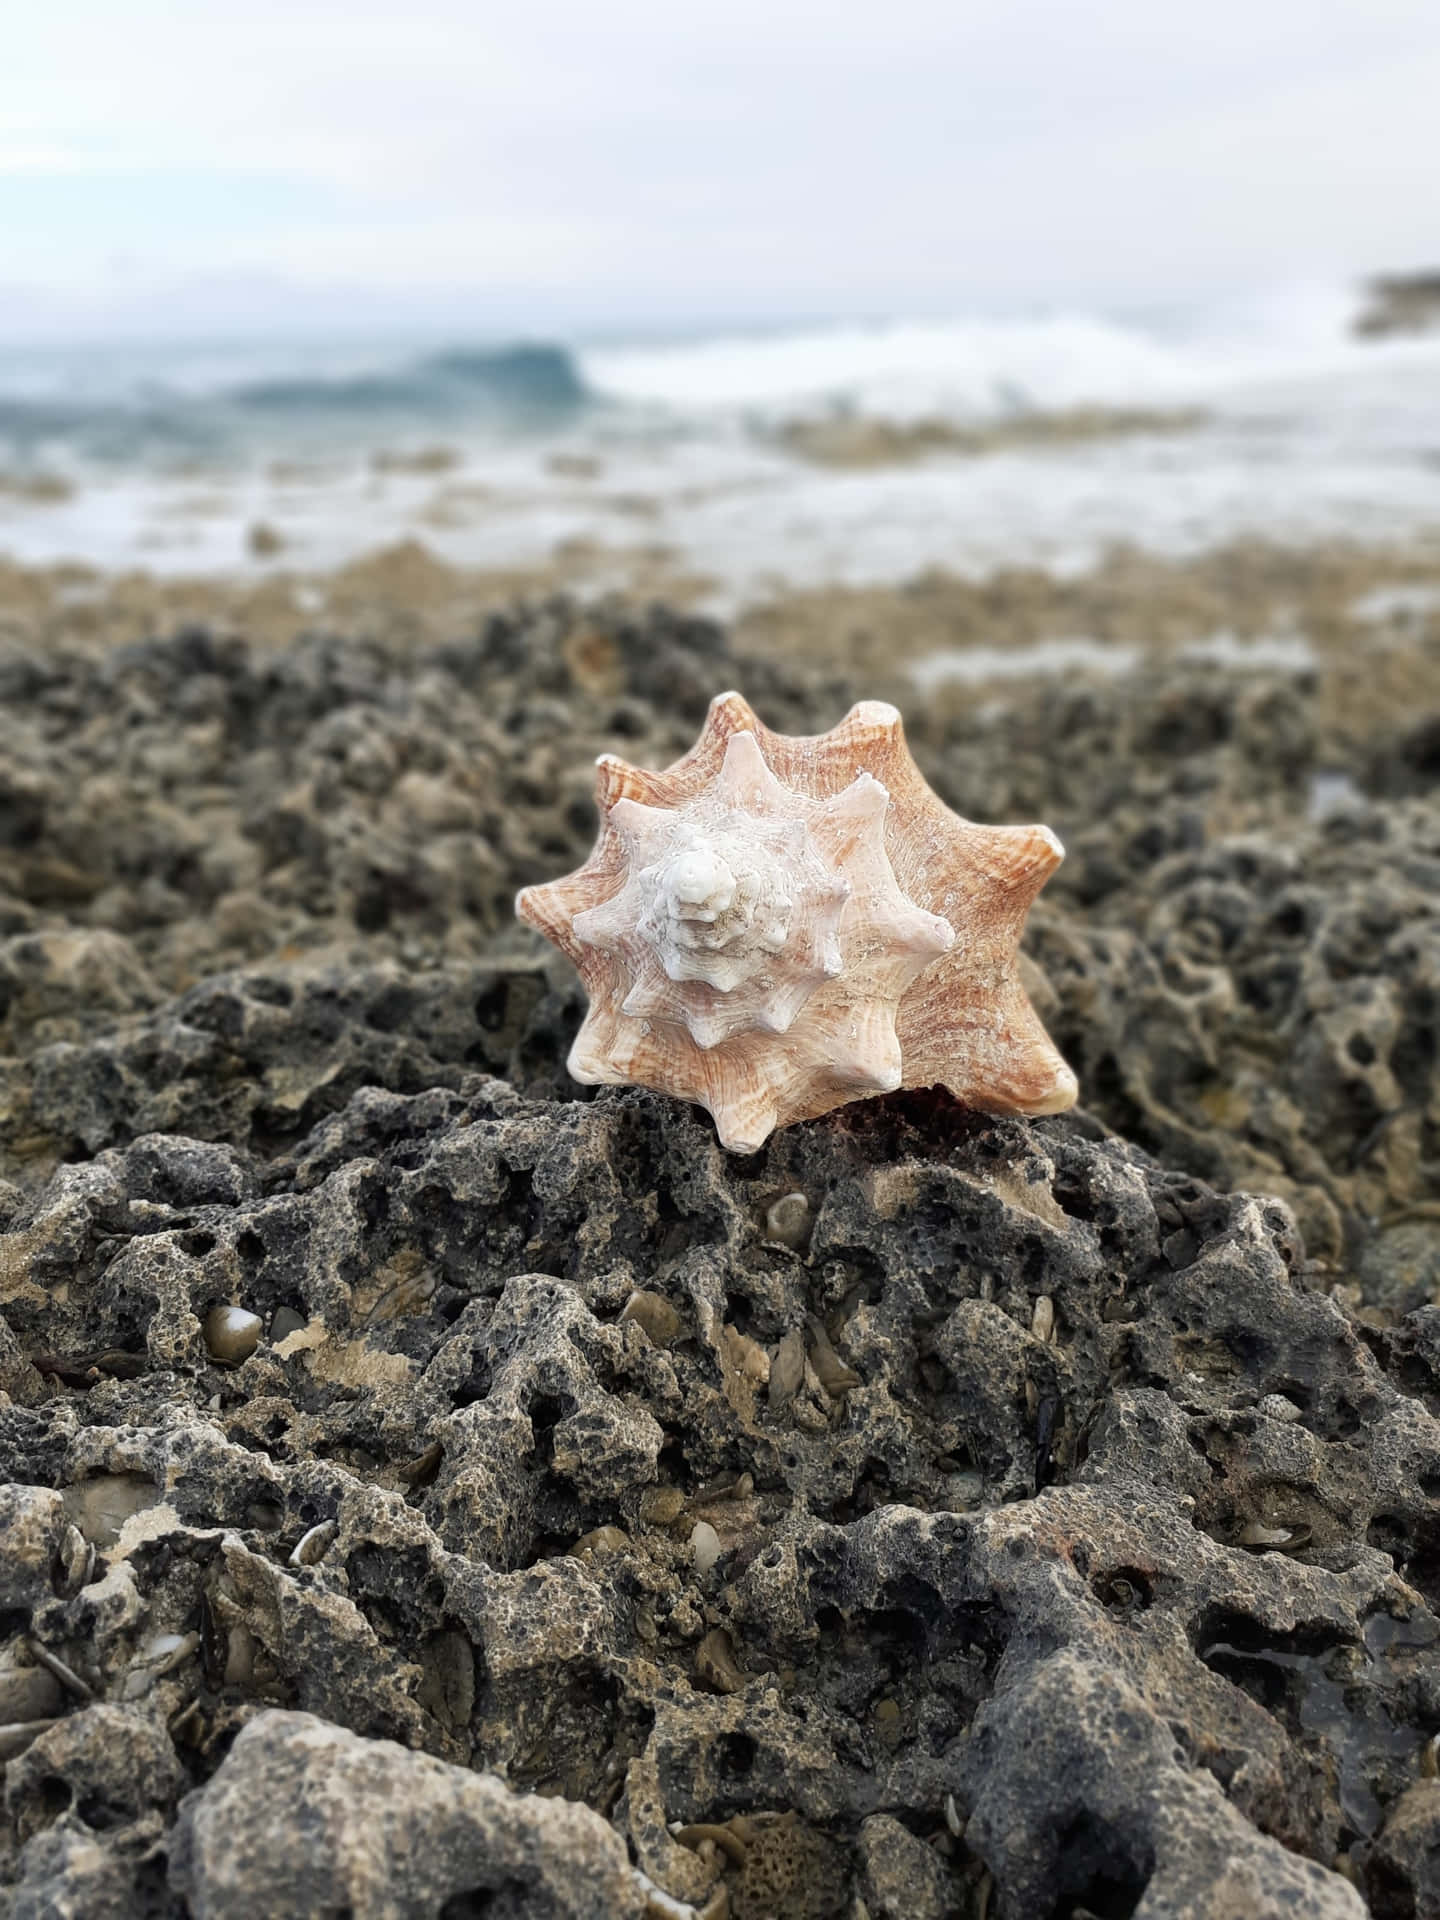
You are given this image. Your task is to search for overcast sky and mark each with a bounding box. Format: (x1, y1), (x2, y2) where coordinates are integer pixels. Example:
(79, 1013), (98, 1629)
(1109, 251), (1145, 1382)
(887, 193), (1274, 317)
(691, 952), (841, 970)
(3, 0), (1439, 338)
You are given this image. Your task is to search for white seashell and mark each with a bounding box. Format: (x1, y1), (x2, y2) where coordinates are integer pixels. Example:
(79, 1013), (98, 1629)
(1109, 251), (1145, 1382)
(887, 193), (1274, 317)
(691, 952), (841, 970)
(289, 1520), (337, 1568)
(121, 1630), (198, 1699)
(764, 1191), (812, 1249)
(517, 691), (1077, 1152)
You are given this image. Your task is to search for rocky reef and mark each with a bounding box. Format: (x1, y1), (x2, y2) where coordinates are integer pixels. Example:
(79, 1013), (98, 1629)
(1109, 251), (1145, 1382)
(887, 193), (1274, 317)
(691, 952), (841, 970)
(1354, 273), (1440, 339)
(1, 595), (1439, 1917)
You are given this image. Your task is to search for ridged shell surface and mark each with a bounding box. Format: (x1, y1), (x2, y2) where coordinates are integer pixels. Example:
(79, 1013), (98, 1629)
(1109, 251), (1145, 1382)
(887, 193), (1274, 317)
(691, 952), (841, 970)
(516, 691), (1077, 1151)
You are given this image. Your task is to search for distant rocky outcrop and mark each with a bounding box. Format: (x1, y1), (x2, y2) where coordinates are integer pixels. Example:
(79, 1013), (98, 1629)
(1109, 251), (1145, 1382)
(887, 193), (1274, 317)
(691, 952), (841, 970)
(1354, 271), (1440, 338)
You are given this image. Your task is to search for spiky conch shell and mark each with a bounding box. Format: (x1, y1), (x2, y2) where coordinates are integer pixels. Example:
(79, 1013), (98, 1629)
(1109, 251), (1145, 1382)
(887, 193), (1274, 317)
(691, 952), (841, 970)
(516, 692), (1077, 1152)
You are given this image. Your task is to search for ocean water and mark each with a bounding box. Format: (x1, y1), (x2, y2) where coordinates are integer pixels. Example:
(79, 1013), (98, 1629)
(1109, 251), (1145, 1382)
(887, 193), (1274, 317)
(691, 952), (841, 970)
(2, 281), (1438, 601)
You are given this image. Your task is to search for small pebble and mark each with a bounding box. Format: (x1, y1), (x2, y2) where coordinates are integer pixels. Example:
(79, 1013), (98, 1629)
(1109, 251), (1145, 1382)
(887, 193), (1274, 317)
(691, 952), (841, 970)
(640, 1487), (687, 1527)
(873, 1696), (903, 1749)
(695, 1627), (744, 1694)
(1031, 1295), (1055, 1343)
(806, 1315), (860, 1396)
(619, 1290), (685, 1348)
(768, 1330), (807, 1409)
(720, 1323), (770, 1385)
(764, 1191), (812, 1249)
(223, 1622), (257, 1688)
(269, 1306), (307, 1341)
(203, 1304), (262, 1364)
(572, 1525), (630, 1557)
(691, 1520), (722, 1577)
(942, 1469), (985, 1510)
(0, 1667), (62, 1722)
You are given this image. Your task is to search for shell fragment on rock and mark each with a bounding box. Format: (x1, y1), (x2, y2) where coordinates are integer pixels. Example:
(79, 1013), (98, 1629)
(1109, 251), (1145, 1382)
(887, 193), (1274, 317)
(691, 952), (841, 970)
(515, 691), (1077, 1151)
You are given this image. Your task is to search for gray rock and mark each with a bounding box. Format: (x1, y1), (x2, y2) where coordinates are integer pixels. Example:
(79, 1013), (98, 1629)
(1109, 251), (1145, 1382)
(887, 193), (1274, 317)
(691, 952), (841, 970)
(167, 1709), (643, 1919)
(5, 1705), (182, 1846)
(10, 1817), (167, 1920)
(0, 1484), (64, 1610)
(963, 1651), (1365, 1917)
(1357, 1778), (1440, 1918)
(857, 1814), (960, 1919)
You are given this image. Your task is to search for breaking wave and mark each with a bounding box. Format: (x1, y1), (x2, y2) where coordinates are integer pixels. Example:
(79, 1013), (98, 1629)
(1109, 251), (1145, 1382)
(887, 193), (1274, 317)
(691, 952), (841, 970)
(0, 342), (589, 461)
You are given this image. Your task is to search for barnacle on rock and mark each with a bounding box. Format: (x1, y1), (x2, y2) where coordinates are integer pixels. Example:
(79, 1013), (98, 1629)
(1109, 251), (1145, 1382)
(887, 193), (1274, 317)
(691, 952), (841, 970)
(517, 691), (1076, 1150)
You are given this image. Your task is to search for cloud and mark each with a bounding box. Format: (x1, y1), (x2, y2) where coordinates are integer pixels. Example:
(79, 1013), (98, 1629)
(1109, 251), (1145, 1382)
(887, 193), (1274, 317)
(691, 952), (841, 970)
(3, 0), (1439, 331)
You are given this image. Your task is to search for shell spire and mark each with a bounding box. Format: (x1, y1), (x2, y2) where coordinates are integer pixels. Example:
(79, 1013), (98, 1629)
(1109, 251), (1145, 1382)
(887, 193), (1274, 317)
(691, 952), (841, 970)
(516, 692), (1077, 1152)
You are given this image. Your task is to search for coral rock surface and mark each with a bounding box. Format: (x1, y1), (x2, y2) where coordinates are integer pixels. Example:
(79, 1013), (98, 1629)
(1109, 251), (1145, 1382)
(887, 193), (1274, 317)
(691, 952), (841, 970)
(0, 595), (1437, 1918)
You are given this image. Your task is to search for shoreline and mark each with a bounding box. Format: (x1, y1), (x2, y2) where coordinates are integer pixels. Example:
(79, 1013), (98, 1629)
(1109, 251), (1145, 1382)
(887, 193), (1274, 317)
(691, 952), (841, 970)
(4, 521), (1440, 664)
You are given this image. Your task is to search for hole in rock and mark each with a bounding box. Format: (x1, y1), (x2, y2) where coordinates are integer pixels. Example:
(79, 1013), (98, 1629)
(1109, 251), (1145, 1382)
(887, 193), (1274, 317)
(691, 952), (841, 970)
(474, 982), (510, 1033)
(1365, 1855), (1416, 1920)
(655, 1437), (693, 1490)
(717, 1732), (757, 1778)
(37, 1777), (72, 1822)
(1223, 1326), (1274, 1371)
(1394, 1015), (1437, 1104)
(1368, 1513), (1408, 1561)
(525, 1393), (567, 1462)
(451, 1364), (492, 1411)
(1272, 1376), (1312, 1413)
(246, 976), (294, 1007)
(1327, 1397), (1363, 1439)
(1196, 1608), (1346, 1663)
(440, 1888), (523, 1919)
(1050, 1167), (1095, 1222)
(76, 1791), (131, 1832)
(1047, 1814), (1153, 1920)
(1093, 1567), (1153, 1613)
(851, 1604), (929, 1663)
(1198, 1608), (1424, 1838)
